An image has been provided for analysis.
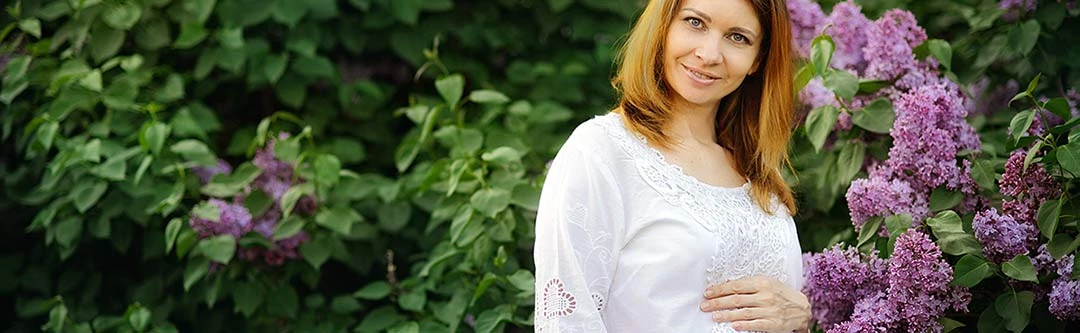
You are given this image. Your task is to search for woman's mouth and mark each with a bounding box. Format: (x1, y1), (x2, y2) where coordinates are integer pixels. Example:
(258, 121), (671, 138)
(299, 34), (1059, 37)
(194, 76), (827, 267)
(683, 64), (719, 84)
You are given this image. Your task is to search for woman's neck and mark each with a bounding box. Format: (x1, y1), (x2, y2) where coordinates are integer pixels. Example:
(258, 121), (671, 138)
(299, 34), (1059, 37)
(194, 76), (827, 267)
(667, 99), (720, 146)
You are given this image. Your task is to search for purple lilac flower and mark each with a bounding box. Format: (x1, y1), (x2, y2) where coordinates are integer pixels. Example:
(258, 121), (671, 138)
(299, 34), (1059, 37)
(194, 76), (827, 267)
(799, 78), (838, 110)
(885, 230), (971, 332)
(189, 199), (254, 238)
(1050, 278), (1080, 320)
(803, 246), (888, 330)
(823, 1), (873, 74)
(846, 177), (928, 230)
(1000, 150), (1061, 201)
(786, 0), (827, 58)
(999, 0), (1038, 21)
(828, 291), (898, 332)
(885, 84), (977, 191)
(193, 159), (233, 184)
(862, 9), (926, 80)
(1066, 88), (1080, 117)
(972, 208), (1035, 263)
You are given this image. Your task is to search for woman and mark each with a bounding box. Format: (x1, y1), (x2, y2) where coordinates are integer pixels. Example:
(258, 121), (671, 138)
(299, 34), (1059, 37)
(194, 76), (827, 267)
(532, 0), (811, 331)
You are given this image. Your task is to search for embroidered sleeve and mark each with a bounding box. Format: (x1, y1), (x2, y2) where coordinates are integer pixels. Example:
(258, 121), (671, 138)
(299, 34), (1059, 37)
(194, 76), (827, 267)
(533, 141), (621, 333)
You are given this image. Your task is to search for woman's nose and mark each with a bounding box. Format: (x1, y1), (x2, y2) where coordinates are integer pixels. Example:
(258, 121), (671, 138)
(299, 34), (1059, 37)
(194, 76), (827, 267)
(694, 42), (723, 65)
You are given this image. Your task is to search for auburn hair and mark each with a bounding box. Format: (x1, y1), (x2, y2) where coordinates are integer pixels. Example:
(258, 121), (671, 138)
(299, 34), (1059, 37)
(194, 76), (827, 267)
(611, 0), (797, 215)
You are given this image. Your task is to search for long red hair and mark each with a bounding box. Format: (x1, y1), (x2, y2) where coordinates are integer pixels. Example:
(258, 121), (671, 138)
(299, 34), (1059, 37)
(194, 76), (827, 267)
(612, 0), (797, 215)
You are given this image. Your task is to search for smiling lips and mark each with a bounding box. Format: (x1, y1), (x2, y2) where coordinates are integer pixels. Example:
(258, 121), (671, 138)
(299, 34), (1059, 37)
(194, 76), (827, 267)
(682, 64), (720, 85)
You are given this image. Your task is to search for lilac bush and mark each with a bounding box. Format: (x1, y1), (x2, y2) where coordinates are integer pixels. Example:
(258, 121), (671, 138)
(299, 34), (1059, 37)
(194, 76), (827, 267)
(187, 133), (315, 267)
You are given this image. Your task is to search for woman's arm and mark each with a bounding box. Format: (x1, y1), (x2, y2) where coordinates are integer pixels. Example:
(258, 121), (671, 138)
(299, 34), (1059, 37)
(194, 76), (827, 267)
(534, 143), (622, 332)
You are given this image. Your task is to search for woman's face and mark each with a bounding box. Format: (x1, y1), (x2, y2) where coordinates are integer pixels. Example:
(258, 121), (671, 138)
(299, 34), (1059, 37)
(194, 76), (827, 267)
(663, 0), (763, 111)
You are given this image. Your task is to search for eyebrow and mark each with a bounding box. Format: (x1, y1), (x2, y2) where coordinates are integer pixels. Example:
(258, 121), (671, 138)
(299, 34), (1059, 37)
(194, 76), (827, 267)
(680, 8), (759, 40)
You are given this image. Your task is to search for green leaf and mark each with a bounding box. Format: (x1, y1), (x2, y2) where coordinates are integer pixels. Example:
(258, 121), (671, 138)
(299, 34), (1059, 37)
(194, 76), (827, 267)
(103, 2), (142, 30)
(804, 105), (838, 152)
(548, 0), (573, 12)
(299, 234), (331, 268)
(354, 281), (392, 300)
(1047, 234), (1079, 260)
(272, 215), (305, 241)
(90, 25), (124, 63)
(470, 188), (512, 218)
(165, 218), (182, 253)
(399, 289), (426, 312)
(18, 18), (41, 38)
(192, 201), (221, 222)
(1037, 198), (1063, 239)
(1007, 20), (1041, 57)
(232, 280), (264, 317)
(929, 188), (964, 211)
(435, 74), (465, 108)
(851, 98), (895, 134)
(79, 70), (103, 92)
(481, 147), (524, 166)
(823, 69), (859, 100)
(1056, 142), (1080, 176)
(279, 183), (313, 218)
(389, 0), (423, 24)
(387, 322), (420, 333)
(507, 270), (535, 292)
(313, 154), (341, 186)
(1008, 110), (1035, 142)
(857, 79), (890, 94)
(474, 305), (513, 333)
(133, 156), (153, 185)
(135, 18), (172, 50)
(972, 159), (997, 190)
(264, 283), (298, 318)
(1002, 255), (1038, 282)
(202, 163), (263, 197)
(174, 22), (208, 49)
(953, 254), (994, 287)
(468, 90), (510, 105)
(925, 210), (982, 256)
(291, 55), (336, 79)
(54, 217), (83, 248)
(196, 234), (236, 264)
(856, 216), (883, 250)
(127, 305), (150, 332)
(315, 206), (361, 235)
(995, 290), (1033, 333)
(884, 214), (912, 239)
(1044, 97), (1072, 120)
(794, 64), (814, 93)
(217, 27), (245, 49)
(836, 143), (865, 182)
(376, 202), (412, 232)
(925, 39), (952, 70)
(70, 180), (108, 213)
(810, 35), (834, 76)
(141, 123), (171, 156)
(940, 317), (965, 333)
(330, 295), (361, 314)
(262, 53), (289, 84)
(184, 258), (210, 291)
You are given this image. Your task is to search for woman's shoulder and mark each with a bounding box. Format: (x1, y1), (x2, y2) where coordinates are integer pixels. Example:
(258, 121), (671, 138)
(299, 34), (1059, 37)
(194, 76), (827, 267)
(561, 112), (627, 154)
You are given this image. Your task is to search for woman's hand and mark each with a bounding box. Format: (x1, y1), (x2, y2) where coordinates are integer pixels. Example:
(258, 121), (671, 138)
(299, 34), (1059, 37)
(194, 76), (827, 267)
(699, 276), (811, 332)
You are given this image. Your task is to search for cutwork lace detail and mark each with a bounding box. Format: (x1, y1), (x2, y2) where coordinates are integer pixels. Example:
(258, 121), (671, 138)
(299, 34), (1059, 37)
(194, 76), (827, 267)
(594, 114), (800, 332)
(540, 278), (578, 318)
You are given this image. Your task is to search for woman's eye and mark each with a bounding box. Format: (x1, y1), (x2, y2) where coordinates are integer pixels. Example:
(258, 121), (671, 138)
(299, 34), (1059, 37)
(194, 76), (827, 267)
(686, 18), (703, 28)
(731, 34), (748, 44)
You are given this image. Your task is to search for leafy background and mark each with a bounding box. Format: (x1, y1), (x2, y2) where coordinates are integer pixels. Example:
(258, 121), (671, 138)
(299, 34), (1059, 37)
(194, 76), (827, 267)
(0, 0), (1077, 332)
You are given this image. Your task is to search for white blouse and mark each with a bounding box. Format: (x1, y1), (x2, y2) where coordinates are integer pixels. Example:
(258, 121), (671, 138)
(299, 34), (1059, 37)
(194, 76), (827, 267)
(533, 113), (804, 332)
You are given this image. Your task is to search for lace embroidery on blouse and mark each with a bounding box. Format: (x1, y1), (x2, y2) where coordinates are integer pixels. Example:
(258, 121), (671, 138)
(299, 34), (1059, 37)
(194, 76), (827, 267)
(535, 199), (612, 332)
(595, 114), (799, 329)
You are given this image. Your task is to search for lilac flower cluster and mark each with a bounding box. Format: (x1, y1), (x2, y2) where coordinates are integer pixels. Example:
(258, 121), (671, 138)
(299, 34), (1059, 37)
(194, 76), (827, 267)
(971, 208), (1036, 263)
(786, 0), (827, 58)
(997, 150), (1061, 250)
(863, 10), (926, 81)
(188, 133), (316, 266)
(802, 245), (888, 330)
(847, 84), (982, 229)
(999, 0), (1038, 21)
(823, 1), (873, 73)
(806, 230), (970, 332)
(845, 177), (927, 230)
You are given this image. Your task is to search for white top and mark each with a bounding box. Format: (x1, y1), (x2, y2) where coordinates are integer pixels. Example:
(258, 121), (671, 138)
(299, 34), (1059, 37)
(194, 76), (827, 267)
(533, 113), (804, 333)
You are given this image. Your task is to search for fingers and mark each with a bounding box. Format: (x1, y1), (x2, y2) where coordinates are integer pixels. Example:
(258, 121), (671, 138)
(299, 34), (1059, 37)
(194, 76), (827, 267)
(700, 294), (768, 312)
(705, 276), (776, 299)
(710, 307), (767, 322)
(729, 318), (781, 332)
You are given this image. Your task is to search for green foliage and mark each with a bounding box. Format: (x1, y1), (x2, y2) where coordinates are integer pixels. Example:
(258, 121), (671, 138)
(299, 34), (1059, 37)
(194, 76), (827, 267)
(1, 0), (634, 331)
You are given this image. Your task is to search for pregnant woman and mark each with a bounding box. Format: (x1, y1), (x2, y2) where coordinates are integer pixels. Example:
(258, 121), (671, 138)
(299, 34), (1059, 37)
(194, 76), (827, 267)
(533, 0), (812, 331)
